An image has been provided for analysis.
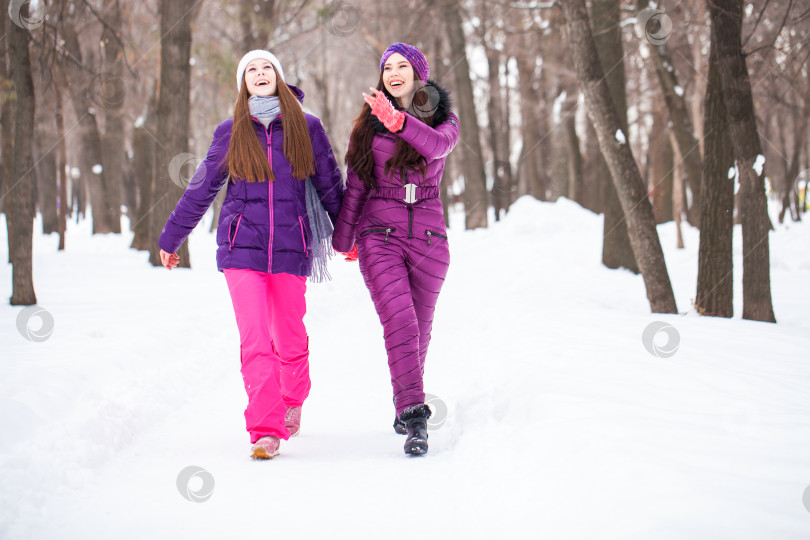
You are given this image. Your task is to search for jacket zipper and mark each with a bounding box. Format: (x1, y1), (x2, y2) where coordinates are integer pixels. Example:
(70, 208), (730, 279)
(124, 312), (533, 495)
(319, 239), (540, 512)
(228, 213), (243, 252)
(359, 227), (395, 244)
(298, 216), (309, 258)
(425, 230), (447, 246)
(265, 123), (274, 273)
(407, 204), (414, 239)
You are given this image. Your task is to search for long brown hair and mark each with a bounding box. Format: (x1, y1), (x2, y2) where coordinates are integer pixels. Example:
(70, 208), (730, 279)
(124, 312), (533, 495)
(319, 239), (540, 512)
(346, 74), (437, 189)
(227, 65), (315, 182)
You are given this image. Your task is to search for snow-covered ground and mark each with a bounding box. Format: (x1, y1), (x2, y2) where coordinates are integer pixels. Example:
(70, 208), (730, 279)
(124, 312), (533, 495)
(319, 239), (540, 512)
(1, 196), (808, 539)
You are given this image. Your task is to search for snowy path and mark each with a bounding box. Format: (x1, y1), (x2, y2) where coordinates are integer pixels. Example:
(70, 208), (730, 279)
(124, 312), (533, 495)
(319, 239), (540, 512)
(2, 197), (809, 539)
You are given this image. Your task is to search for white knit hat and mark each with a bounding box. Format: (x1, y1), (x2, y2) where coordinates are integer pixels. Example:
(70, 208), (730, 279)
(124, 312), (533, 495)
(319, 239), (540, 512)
(236, 50), (285, 91)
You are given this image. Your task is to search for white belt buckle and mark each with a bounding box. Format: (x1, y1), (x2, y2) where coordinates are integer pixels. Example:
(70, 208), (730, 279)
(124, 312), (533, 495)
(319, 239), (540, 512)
(403, 183), (417, 204)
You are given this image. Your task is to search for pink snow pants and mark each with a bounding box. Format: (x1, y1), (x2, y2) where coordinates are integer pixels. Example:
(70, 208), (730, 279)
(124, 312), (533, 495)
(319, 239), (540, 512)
(224, 269), (310, 443)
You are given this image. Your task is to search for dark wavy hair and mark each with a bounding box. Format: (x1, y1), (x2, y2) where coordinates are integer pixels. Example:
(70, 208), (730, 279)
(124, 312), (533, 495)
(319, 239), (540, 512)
(345, 73), (439, 189)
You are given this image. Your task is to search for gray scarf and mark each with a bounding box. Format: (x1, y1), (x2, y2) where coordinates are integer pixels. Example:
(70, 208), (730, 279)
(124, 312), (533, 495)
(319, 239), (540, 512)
(248, 95), (281, 127)
(304, 179), (335, 283)
(249, 95), (334, 282)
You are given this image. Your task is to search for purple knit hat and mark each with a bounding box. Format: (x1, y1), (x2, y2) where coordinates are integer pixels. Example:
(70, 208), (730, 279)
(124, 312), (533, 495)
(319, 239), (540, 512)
(379, 42), (430, 83)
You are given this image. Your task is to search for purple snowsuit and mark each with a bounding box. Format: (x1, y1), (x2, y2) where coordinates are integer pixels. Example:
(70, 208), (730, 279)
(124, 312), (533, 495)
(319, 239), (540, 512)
(332, 82), (459, 415)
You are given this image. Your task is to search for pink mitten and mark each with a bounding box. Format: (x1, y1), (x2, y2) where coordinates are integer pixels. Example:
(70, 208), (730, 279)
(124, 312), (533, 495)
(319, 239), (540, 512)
(339, 245), (359, 262)
(370, 92), (405, 132)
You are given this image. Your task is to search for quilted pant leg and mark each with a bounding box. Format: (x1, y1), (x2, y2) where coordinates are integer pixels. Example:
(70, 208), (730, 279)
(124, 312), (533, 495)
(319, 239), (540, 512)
(358, 236), (423, 414)
(406, 239), (450, 376)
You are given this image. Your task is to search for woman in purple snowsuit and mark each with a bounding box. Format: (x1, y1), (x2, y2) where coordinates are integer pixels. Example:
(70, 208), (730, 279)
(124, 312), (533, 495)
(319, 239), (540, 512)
(332, 43), (459, 455)
(158, 50), (344, 459)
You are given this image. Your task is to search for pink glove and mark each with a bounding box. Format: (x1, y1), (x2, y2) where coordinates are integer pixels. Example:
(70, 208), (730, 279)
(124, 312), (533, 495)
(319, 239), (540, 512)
(363, 89), (405, 132)
(338, 245), (359, 262)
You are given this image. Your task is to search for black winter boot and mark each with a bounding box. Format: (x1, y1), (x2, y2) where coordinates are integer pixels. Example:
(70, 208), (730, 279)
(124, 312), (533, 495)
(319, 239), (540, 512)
(399, 404), (432, 456)
(393, 415), (407, 435)
(393, 396), (407, 434)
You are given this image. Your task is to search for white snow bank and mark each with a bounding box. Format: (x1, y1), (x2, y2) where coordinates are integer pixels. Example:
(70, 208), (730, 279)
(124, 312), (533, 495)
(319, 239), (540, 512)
(1, 198), (809, 539)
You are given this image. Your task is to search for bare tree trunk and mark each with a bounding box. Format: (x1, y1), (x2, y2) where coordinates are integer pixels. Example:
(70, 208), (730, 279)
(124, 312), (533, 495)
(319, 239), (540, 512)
(550, 89), (569, 202)
(514, 30), (544, 202)
(562, 0), (677, 313)
(73, 169), (87, 222)
(637, 0), (703, 227)
(778, 109), (806, 223)
(1, 10), (14, 261)
(501, 57), (515, 209)
(485, 45), (506, 220)
(804, 139), (809, 214)
(547, 68), (571, 204)
(690, 0), (708, 152)
(696, 37), (734, 317)
(771, 110), (789, 222)
(533, 49), (550, 201)
(8, 16), (37, 305)
(35, 129), (59, 234)
(149, 0), (200, 267)
(582, 119), (602, 214)
(131, 123), (156, 251)
(480, 0), (513, 217)
(443, 0), (488, 229)
(123, 156), (137, 223)
(59, 14), (119, 234)
(591, 0), (639, 273)
(709, 0), (776, 323)
(501, 58), (517, 212)
(671, 132), (686, 249)
(649, 108), (674, 223)
(563, 90), (584, 205)
(56, 88), (67, 251)
(100, 0), (126, 232)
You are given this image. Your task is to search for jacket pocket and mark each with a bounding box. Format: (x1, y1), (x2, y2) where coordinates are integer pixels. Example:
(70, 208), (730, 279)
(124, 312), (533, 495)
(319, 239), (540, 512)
(298, 216), (309, 258)
(228, 213), (243, 252)
(359, 226), (396, 244)
(425, 230), (447, 246)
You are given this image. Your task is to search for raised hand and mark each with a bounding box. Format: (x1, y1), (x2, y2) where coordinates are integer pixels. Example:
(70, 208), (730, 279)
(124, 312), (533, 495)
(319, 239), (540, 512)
(363, 88), (405, 133)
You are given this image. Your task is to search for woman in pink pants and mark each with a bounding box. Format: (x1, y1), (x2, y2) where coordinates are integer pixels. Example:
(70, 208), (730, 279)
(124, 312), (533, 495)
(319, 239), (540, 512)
(158, 50), (344, 459)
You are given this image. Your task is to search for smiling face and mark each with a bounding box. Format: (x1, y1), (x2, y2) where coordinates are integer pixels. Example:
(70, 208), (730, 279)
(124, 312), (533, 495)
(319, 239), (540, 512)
(382, 53), (416, 105)
(244, 58), (278, 97)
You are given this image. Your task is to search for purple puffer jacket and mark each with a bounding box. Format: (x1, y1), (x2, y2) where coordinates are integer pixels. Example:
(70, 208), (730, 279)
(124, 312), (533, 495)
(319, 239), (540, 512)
(159, 86), (344, 277)
(332, 83), (459, 252)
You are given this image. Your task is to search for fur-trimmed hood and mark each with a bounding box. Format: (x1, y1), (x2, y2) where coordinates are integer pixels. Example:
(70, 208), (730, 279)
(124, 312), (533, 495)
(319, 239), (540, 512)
(371, 79), (453, 134)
